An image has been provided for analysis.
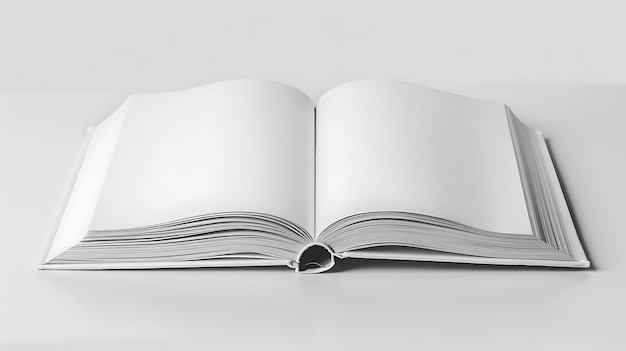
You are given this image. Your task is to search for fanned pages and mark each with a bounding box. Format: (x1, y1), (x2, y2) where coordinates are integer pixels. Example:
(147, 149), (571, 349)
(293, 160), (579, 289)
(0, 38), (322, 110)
(315, 80), (532, 236)
(43, 81), (315, 269)
(40, 79), (590, 273)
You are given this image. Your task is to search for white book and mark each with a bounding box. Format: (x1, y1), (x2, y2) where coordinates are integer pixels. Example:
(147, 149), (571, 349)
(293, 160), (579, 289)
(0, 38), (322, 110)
(39, 80), (590, 273)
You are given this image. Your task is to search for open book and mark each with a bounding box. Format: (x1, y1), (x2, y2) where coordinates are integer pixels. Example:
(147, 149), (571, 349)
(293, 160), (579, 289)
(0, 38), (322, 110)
(39, 80), (590, 273)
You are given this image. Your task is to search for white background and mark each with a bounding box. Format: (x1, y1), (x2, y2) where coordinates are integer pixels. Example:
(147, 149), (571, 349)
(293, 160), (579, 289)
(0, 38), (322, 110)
(1, 1), (625, 350)
(3, 0), (626, 94)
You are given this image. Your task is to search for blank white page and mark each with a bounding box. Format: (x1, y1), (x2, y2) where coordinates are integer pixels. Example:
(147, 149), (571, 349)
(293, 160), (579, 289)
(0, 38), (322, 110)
(89, 80), (315, 234)
(315, 80), (532, 236)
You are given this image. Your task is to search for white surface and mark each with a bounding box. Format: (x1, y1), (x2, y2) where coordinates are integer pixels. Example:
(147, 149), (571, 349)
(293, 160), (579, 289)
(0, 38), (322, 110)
(2, 1), (626, 350)
(316, 80), (531, 235)
(2, 86), (624, 350)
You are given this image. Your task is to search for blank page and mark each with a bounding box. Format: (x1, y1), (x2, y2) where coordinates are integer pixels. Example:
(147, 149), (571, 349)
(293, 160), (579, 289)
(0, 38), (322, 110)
(89, 80), (315, 234)
(315, 80), (532, 237)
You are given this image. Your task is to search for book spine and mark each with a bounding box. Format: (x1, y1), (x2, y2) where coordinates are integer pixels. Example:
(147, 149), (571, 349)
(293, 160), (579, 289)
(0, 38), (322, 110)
(295, 242), (336, 273)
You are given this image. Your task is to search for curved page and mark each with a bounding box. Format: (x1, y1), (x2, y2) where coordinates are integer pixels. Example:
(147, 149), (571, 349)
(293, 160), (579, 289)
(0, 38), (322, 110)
(90, 80), (315, 234)
(315, 80), (532, 237)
